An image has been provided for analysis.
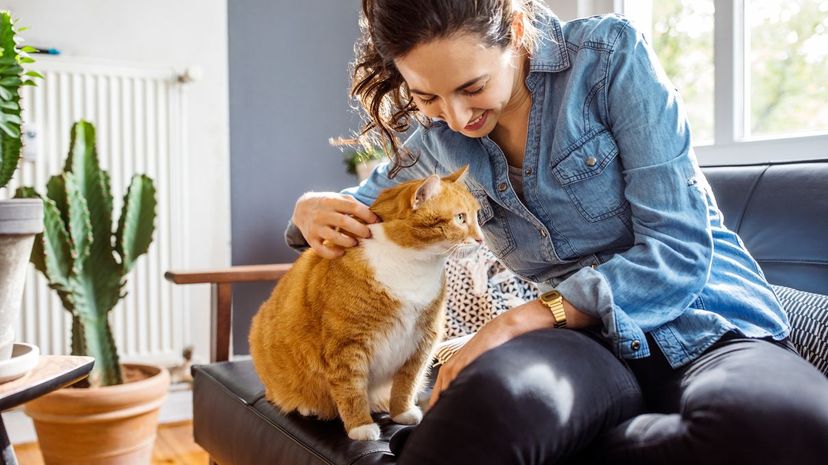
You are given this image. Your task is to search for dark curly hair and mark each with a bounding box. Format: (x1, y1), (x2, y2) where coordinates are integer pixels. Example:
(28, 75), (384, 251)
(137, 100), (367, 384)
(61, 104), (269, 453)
(351, 0), (550, 178)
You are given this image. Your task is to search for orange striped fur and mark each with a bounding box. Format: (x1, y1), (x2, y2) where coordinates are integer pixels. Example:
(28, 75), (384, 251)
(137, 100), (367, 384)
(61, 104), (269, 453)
(249, 165), (483, 440)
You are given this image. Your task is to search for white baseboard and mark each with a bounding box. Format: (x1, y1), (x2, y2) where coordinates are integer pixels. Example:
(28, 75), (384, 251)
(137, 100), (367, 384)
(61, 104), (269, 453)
(2, 383), (193, 445)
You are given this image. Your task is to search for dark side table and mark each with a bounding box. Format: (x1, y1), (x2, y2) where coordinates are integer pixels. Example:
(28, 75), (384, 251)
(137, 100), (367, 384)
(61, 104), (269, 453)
(0, 355), (94, 465)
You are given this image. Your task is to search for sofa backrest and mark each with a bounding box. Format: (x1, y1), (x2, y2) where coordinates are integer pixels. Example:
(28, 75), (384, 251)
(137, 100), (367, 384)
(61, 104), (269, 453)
(702, 160), (828, 295)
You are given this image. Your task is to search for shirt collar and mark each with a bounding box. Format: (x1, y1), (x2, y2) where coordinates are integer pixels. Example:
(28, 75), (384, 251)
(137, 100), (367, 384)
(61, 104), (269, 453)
(528, 11), (570, 73)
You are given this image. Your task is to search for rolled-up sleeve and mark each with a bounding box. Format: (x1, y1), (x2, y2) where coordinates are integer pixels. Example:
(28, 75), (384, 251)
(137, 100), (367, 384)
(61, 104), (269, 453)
(553, 19), (714, 360)
(284, 126), (439, 252)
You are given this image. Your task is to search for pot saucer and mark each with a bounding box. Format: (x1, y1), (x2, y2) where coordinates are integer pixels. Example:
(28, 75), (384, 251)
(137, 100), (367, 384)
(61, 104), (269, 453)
(0, 342), (40, 383)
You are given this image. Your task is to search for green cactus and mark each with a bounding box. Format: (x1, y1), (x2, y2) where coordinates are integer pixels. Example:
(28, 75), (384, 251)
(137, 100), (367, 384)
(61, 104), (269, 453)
(0, 11), (41, 190)
(15, 120), (157, 387)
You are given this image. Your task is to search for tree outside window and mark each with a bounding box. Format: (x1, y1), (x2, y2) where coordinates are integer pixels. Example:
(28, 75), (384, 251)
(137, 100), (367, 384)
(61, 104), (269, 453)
(638, 0), (828, 144)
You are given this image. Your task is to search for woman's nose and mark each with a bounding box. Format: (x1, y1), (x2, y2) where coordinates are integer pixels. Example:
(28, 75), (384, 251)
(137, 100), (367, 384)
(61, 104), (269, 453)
(443, 100), (470, 132)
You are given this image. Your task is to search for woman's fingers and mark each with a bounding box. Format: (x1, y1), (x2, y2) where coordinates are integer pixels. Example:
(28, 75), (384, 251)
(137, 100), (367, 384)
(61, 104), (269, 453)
(429, 370), (445, 408)
(307, 237), (344, 259)
(293, 192), (380, 258)
(319, 226), (358, 248)
(334, 195), (380, 226)
(324, 210), (373, 240)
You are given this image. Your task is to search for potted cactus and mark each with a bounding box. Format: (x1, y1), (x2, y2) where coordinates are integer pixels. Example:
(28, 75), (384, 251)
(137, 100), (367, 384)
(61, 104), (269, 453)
(0, 11), (43, 364)
(15, 120), (168, 465)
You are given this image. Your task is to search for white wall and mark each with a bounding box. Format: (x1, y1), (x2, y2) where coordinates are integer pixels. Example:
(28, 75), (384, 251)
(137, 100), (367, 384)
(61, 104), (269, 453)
(0, 0), (230, 364)
(546, 0), (616, 20)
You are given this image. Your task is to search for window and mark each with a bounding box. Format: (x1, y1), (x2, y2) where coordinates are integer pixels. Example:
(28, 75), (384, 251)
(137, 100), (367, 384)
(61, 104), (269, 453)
(617, 0), (828, 164)
(748, 0), (828, 138)
(651, 0), (715, 145)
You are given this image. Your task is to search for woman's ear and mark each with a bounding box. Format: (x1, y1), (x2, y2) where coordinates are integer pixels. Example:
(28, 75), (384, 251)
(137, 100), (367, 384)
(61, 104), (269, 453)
(511, 10), (525, 50)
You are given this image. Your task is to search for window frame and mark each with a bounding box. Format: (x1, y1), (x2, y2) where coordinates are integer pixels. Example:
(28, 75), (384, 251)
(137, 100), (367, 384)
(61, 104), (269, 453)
(614, 0), (828, 165)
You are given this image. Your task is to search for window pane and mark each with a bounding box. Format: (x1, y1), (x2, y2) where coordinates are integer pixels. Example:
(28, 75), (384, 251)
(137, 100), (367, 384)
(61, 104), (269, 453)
(749, 0), (828, 137)
(651, 0), (715, 145)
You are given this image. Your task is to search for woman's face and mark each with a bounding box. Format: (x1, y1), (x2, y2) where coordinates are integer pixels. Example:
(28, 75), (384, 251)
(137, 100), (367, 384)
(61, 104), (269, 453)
(394, 33), (526, 138)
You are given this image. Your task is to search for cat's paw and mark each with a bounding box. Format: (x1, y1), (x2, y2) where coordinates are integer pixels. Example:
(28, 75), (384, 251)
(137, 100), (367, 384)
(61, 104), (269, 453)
(348, 422), (381, 441)
(392, 406), (423, 425)
(297, 406), (316, 417)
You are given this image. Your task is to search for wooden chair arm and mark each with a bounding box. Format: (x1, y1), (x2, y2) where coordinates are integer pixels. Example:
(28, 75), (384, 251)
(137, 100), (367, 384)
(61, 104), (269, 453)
(165, 263), (293, 285)
(164, 262), (294, 363)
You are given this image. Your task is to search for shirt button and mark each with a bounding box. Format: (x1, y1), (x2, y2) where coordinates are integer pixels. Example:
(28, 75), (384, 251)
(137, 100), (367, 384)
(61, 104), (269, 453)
(630, 340), (641, 351)
(540, 229), (548, 237)
(497, 182), (508, 192)
(590, 263), (598, 269)
(585, 156), (597, 167)
(525, 168), (533, 175)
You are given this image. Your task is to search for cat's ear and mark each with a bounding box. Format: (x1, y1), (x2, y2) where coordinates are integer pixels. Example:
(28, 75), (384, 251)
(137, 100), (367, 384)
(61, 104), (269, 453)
(443, 165), (469, 184)
(411, 174), (443, 210)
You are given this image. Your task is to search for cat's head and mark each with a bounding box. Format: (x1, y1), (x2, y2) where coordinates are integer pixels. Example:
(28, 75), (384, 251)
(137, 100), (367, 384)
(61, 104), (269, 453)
(370, 165), (484, 258)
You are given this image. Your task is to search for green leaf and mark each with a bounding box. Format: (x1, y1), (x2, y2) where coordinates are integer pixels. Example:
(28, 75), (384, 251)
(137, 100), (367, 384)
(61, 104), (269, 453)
(0, 76), (21, 86)
(20, 46), (37, 54)
(19, 57), (34, 64)
(24, 70), (43, 79)
(116, 175), (157, 273)
(0, 127), (22, 187)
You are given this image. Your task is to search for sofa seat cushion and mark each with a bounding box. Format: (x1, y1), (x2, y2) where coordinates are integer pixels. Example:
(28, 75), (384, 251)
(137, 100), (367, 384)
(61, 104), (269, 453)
(192, 360), (407, 465)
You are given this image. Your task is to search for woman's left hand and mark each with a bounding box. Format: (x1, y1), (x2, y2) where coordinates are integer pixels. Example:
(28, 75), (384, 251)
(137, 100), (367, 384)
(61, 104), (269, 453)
(428, 299), (551, 408)
(428, 297), (600, 408)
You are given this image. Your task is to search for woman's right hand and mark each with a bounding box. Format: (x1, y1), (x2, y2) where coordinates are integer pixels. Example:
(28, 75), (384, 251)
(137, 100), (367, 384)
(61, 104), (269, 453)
(292, 192), (380, 259)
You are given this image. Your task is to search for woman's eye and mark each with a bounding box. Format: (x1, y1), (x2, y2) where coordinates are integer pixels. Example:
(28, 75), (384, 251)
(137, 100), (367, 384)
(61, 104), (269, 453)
(419, 96), (437, 105)
(464, 86), (485, 96)
(454, 213), (466, 225)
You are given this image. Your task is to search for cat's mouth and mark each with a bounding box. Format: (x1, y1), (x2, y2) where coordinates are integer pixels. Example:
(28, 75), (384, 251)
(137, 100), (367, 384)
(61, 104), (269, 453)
(447, 243), (480, 259)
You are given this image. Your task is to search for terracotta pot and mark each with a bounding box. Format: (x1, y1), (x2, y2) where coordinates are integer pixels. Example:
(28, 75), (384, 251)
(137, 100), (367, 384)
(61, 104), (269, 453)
(24, 363), (171, 465)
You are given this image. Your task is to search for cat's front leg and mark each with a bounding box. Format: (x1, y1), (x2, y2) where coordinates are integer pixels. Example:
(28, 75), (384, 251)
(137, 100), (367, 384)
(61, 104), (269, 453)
(325, 349), (379, 440)
(389, 341), (438, 425)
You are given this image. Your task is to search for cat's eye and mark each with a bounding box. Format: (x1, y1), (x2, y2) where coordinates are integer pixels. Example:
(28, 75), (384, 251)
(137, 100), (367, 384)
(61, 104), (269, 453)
(454, 213), (466, 225)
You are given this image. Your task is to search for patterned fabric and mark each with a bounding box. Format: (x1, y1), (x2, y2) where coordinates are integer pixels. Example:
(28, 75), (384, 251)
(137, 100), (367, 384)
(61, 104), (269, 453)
(443, 247), (539, 339)
(436, 247), (538, 365)
(771, 285), (828, 376)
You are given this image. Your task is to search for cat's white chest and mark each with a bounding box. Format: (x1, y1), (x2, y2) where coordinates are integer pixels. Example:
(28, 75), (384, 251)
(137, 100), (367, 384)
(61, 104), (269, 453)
(359, 224), (445, 307)
(360, 224), (444, 384)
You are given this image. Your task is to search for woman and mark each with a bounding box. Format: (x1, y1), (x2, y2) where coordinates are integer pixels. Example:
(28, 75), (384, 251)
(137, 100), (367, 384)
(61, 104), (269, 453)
(286, 0), (828, 463)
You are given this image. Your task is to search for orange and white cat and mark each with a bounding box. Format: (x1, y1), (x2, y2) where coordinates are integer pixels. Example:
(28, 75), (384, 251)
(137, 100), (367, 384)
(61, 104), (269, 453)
(249, 165), (483, 441)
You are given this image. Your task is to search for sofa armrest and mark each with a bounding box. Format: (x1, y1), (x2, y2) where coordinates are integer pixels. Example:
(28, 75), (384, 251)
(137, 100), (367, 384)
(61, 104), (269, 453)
(165, 263), (294, 362)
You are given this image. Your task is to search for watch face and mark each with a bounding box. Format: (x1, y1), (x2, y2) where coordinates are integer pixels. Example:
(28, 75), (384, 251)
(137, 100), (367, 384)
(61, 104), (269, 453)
(542, 290), (561, 302)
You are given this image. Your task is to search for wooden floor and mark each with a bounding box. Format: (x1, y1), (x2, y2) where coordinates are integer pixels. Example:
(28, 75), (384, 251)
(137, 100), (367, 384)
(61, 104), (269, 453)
(14, 420), (209, 465)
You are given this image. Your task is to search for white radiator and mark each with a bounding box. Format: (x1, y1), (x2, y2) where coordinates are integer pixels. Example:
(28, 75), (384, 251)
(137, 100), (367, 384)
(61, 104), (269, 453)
(0, 57), (191, 366)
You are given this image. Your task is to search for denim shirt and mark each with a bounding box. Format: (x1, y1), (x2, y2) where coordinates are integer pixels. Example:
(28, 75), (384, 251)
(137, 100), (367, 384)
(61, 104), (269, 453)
(287, 13), (789, 368)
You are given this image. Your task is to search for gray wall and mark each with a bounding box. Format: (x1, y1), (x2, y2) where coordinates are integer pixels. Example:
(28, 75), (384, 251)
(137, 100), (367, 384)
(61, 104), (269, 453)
(229, 1), (363, 353)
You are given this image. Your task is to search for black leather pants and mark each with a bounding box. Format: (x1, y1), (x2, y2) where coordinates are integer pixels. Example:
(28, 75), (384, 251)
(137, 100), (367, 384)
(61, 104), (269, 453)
(394, 328), (828, 465)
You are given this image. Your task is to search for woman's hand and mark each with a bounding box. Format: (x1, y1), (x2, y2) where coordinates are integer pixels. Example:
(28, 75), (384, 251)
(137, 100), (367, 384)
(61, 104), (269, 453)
(292, 192), (380, 259)
(429, 297), (600, 408)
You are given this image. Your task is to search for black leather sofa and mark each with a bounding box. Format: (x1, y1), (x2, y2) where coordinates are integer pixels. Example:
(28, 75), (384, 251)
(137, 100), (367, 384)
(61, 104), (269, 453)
(181, 160), (828, 465)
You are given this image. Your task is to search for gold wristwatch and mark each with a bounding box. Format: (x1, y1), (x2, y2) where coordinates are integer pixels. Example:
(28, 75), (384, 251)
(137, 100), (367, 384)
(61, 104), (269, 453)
(539, 290), (567, 328)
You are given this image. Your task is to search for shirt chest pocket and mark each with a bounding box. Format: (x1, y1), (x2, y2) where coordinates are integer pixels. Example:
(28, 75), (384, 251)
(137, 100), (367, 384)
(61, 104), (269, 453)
(551, 130), (628, 223)
(470, 190), (516, 256)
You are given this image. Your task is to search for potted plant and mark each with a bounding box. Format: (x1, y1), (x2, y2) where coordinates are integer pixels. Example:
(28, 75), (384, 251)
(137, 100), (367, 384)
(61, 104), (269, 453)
(329, 136), (385, 182)
(15, 120), (166, 465)
(0, 11), (43, 364)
